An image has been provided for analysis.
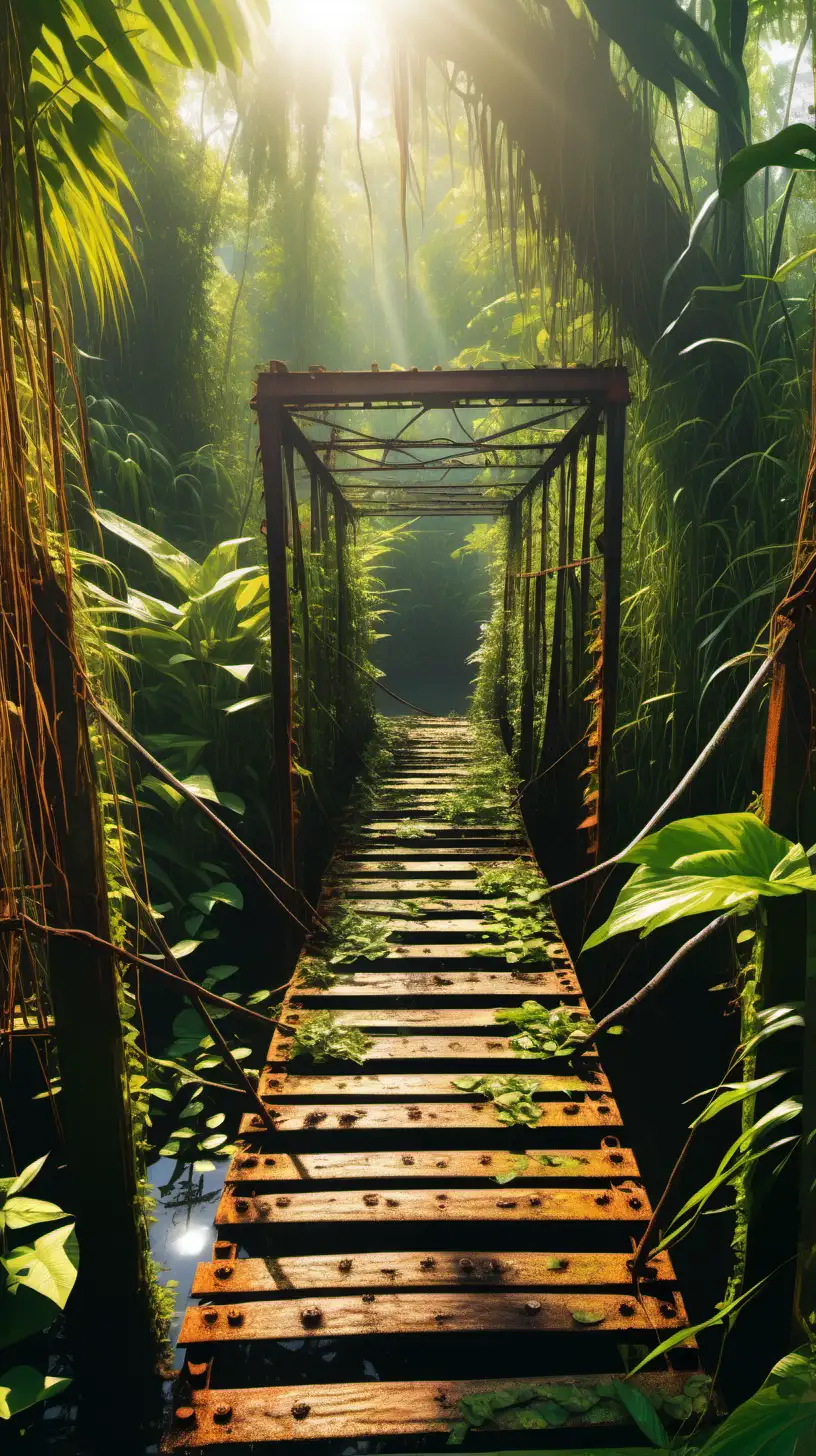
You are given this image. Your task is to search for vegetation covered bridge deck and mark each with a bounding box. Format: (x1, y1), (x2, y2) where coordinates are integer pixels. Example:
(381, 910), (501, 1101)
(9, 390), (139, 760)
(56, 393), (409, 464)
(163, 367), (706, 1448)
(165, 716), (703, 1448)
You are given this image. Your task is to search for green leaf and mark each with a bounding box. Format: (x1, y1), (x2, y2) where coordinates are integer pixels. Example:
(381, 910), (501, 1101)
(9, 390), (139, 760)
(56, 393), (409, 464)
(222, 693), (271, 715)
(547, 1257), (568, 1270)
(3, 1157), (48, 1199)
(570, 1309), (606, 1325)
(609, 1381), (669, 1447)
(2, 1225), (78, 1310)
(691, 1071), (787, 1128)
(193, 1160), (216, 1173)
(199, 1133), (227, 1150)
(720, 124), (816, 198)
(95, 509), (199, 592)
(0, 1196), (65, 1232)
(584, 813), (816, 948)
(189, 882), (244, 914)
(0, 1367), (72, 1420)
(205, 1113), (225, 1129)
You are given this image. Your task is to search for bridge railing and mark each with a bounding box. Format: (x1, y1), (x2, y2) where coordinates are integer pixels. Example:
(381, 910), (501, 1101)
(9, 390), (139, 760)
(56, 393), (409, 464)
(494, 401), (625, 866)
(256, 399), (375, 890)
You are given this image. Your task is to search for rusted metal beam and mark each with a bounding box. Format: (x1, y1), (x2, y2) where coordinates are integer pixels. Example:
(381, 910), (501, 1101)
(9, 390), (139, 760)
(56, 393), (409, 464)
(255, 366), (631, 407)
(280, 409), (354, 516)
(257, 400), (296, 886)
(596, 403), (626, 856)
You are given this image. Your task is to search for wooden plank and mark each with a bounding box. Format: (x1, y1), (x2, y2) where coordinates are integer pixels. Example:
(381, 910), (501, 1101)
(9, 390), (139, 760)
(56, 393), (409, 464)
(291, 969), (581, 998)
(223, 1146), (641, 1183)
(341, 846), (529, 860)
(259, 1070), (607, 1099)
(278, 1007), (585, 1030)
(328, 878), (484, 893)
(192, 1246), (673, 1294)
(239, 1099), (621, 1135)
(298, 944), (570, 962)
(321, 896), (508, 912)
(163, 1373), (696, 1446)
(269, 1033), (592, 1064)
(215, 1185), (652, 1227)
(333, 860), (519, 873)
(282, 1007), (590, 1033)
(179, 1291), (685, 1345)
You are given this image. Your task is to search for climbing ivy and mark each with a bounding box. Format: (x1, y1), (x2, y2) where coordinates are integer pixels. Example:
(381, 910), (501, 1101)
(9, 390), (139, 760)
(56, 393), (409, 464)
(446, 1373), (712, 1445)
(495, 1000), (596, 1056)
(452, 1073), (542, 1127)
(436, 728), (518, 826)
(476, 859), (559, 962)
(288, 1011), (372, 1065)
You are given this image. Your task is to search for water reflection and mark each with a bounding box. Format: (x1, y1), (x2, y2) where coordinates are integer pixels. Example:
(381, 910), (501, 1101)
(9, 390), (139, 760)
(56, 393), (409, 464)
(148, 1155), (225, 1342)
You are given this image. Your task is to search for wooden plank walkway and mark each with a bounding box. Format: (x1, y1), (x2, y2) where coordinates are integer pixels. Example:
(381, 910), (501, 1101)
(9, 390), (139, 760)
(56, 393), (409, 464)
(165, 719), (701, 1449)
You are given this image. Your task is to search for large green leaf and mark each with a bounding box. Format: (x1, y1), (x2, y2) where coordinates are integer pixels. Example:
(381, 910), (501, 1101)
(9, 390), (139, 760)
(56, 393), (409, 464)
(2, 1225), (78, 1310)
(583, 814), (816, 948)
(0, 1366), (72, 1421)
(720, 124), (816, 198)
(0, 1196), (65, 1233)
(95, 509), (200, 593)
(699, 1346), (816, 1454)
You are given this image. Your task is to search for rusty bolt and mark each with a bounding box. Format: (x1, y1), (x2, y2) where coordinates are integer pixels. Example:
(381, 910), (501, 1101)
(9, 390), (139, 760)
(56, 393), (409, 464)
(339, 1259), (353, 1272)
(628, 1196), (643, 1210)
(234, 1198), (249, 1213)
(458, 1258), (475, 1272)
(187, 1361), (208, 1387)
(436, 1159), (448, 1168)
(421, 1257), (437, 1269)
(479, 1155), (492, 1166)
(619, 1302), (635, 1318)
(497, 1198), (517, 1208)
(402, 1155), (415, 1166)
(264, 1156), (276, 1167)
(595, 1193), (610, 1206)
(363, 1194), (379, 1207)
(227, 1308), (244, 1327)
(276, 1196), (291, 1208)
(202, 1309), (218, 1325)
(524, 1301), (542, 1315)
(291, 1403), (311, 1421)
(175, 1407), (196, 1427)
(213, 1404), (233, 1425)
(215, 1264), (233, 1281)
(251, 1115), (264, 1128)
(301, 1306), (322, 1327)
(564, 1104), (580, 1116)
(240, 1155), (258, 1169)
(529, 1196), (541, 1207)
(362, 1293), (375, 1304)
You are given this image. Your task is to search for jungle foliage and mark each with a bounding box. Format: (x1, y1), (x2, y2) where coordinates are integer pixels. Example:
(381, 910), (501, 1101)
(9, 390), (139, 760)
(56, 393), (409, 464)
(2, 0), (816, 1448)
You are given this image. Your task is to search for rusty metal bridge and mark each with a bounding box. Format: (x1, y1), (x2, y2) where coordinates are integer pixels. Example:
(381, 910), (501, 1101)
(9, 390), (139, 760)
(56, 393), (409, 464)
(162, 368), (700, 1448)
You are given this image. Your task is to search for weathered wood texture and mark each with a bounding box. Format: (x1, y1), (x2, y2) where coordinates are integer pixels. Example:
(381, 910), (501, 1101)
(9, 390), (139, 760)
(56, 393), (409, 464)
(166, 718), (698, 1451)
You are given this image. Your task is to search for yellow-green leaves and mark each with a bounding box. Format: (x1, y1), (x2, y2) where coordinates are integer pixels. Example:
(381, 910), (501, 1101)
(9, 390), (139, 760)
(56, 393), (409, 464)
(583, 813), (816, 949)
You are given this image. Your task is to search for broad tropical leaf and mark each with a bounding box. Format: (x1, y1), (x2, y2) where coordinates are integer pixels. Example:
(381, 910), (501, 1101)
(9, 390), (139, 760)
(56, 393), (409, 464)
(583, 814), (816, 948)
(0, 1367), (72, 1421)
(720, 124), (816, 198)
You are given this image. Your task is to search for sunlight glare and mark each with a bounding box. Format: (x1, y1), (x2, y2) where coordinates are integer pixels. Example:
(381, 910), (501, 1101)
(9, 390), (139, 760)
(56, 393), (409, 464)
(172, 1226), (210, 1257)
(273, 0), (375, 52)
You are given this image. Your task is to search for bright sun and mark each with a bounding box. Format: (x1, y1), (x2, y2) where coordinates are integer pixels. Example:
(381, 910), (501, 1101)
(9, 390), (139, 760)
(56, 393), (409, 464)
(273, 0), (375, 51)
